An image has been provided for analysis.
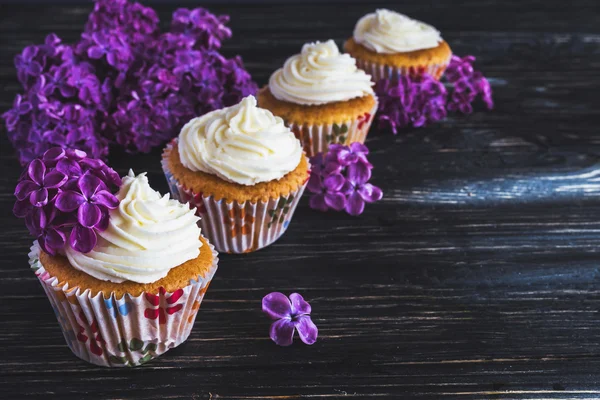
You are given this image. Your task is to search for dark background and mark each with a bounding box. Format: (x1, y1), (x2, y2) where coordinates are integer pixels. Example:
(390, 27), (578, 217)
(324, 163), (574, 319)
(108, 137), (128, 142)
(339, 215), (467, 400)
(2, 1), (600, 399)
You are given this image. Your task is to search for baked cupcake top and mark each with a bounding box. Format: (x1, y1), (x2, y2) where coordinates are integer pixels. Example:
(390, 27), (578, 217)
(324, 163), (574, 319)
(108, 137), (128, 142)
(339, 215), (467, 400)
(178, 95), (302, 186)
(268, 40), (373, 106)
(353, 9), (442, 54)
(65, 171), (202, 284)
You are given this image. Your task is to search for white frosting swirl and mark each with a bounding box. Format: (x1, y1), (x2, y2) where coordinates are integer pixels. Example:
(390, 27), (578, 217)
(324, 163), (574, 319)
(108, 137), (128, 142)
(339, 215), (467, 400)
(178, 95), (302, 185)
(268, 40), (374, 105)
(353, 9), (442, 53)
(65, 171), (202, 284)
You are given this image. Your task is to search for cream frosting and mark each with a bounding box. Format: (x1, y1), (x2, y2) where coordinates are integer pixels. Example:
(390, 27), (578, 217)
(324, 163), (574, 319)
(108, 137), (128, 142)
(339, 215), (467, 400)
(178, 95), (302, 185)
(65, 171), (202, 284)
(268, 40), (374, 105)
(353, 9), (442, 54)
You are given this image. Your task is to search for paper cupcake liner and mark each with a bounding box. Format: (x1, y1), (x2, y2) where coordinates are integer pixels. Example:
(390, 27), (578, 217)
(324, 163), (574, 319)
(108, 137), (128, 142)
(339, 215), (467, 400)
(286, 100), (378, 157)
(162, 141), (308, 254)
(30, 239), (219, 367)
(356, 56), (452, 81)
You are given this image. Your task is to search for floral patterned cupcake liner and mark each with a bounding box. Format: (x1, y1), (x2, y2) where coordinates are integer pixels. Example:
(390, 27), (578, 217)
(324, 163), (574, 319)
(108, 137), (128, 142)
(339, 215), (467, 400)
(30, 239), (219, 367)
(356, 56), (452, 81)
(287, 101), (378, 157)
(162, 141), (309, 254)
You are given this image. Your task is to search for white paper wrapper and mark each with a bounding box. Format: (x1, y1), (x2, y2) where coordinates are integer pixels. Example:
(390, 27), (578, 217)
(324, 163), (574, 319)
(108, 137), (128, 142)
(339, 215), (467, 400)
(30, 239), (219, 367)
(356, 56), (452, 81)
(162, 141), (308, 254)
(286, 100), (378, 157)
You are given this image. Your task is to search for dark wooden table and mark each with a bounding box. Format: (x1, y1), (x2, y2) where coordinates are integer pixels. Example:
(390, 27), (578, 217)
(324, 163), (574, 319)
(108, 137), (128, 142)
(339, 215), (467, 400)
(2, 1), (600, 398)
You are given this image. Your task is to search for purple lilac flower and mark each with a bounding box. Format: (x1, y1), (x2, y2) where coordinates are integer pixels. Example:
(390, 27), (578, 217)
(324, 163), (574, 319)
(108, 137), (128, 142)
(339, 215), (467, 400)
(308, 144), (382, 215)
(3, 0), (257, 162)
(375, 54), (493, 132)
(262, 292), (318, 347)
(15, 46), (44, 85)
(342, 164), (383, 216)
(171, 7), (232, 50)
(307, 173), (347, 212)
(13, 147), (121, 255)
(55, 172), (119, 253)
(15, 159), (67, 207)
(3, 95), (32, 130)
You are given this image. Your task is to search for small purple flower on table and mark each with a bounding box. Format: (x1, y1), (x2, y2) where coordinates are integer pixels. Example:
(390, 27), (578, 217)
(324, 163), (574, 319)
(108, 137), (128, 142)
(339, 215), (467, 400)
(262, 292), (318, 346)
(307, 143), (383, 215)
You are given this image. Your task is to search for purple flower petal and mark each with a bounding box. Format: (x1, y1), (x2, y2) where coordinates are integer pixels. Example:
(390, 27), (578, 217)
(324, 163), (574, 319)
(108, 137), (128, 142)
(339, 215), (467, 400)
(92, 190), (119, 209)
(323, 173), (345, 191)
(56, 158), (83, 177)
(44, 228), (66, 255)
(336, 147), (357, 166)
(346, 163), (372, 185)
(77, 172), (101, 199)
(55, 190), (85, 212)
(345, 191), (365, 216)
(350, 142), (368, 154)
(262, 292), (292, 320)
(324, 192), (346, 211)
(13, 199), (32, 218)
(78, 202), (101, 228)
(87, 46), (105, 59)
(269, 318), (295, 347)
(28, 159), (46, 185)
(289, 293), (311, 316)
(15, 180), (39, 201)
(30, 188), (49, 207)
(96, 210), (109, 231)
(295, 315), (318, 345)
(358, 183), (383, 203)
(307, 174), (323, 193)
(69, 225), (97, 253)
(309, 193), (329, 212)
(42, 147), (65, 164)
(43, 170), (67, 189)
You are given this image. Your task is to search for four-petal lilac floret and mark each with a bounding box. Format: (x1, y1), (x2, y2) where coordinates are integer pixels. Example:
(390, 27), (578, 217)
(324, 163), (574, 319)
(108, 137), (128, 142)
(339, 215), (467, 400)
(342, 164), (383, 216)
(15, 159), (67, 207)
(262, 292), (318, 347)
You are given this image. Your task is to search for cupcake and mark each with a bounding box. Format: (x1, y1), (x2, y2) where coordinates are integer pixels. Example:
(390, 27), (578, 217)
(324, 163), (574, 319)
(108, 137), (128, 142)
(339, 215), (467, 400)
(162, 95), (309, 254)
(257, 40), (377, 157)
(15, 148), (218, 367)
(344, 9), (452, 81)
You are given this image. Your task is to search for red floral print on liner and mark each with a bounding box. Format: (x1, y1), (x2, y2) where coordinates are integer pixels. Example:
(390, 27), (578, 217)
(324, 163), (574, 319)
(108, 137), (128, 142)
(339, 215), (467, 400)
(144, 287), (185, 325)
(357, 112), (372, 130)
(76, 310), (105, 356)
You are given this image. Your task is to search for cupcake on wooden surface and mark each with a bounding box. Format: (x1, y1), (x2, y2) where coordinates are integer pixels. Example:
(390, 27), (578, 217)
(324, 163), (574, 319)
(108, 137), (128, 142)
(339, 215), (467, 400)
(257, 40), (377, 156)
(162, 95), (309, 254)
(344, 9), (452, 80)
(16, 151), (219, 367)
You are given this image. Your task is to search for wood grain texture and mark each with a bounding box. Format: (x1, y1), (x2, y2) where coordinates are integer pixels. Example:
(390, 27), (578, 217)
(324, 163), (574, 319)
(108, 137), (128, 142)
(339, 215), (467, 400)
(1, 1), (600, 399)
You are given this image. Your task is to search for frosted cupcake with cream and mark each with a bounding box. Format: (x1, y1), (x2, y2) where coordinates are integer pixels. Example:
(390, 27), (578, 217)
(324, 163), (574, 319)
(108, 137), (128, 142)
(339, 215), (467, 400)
(257, 40), (378, 156)
(14, 148), (218, 367)
(162, 95), (309, 254)
(344, 9), (452, 80)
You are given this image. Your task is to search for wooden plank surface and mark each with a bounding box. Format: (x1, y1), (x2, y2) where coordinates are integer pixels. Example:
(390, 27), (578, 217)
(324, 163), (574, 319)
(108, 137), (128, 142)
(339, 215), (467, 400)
(1, 1), (600, 398)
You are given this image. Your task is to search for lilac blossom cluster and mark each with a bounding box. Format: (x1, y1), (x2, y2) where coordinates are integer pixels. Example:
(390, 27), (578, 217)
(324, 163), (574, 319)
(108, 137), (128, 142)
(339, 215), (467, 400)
(307, 143), (383, 216)
(3, 0), (257, 165)
(14, 147), (121, 255)
(375, 55), (494, 133)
